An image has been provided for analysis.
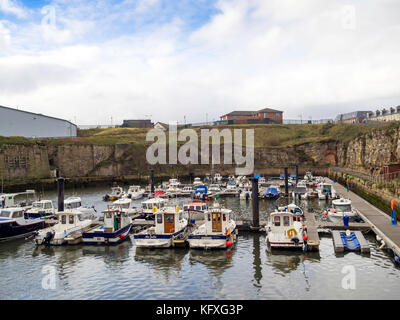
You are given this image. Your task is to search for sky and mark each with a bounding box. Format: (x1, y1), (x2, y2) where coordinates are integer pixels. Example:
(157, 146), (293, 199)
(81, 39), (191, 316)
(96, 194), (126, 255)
(0, 0), (400, 125)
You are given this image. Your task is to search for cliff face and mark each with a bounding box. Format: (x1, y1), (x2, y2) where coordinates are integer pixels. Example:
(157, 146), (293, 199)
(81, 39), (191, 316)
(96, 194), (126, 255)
(0, 126), (397, 182)
(337, 126), (400, 175)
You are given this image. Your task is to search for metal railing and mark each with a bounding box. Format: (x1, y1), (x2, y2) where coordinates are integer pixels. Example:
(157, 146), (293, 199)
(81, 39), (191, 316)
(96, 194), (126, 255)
(330, 166), (400, 184)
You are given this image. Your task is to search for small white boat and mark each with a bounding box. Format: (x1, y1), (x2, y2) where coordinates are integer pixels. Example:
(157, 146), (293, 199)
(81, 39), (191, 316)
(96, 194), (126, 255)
(134, 206), (188, 248)
(102, 187), (125, 202)
(266, 210), (304, 250)
(317, 182), (337, 200)
(214, 173), (222, 182)
(188, 202), (237, 249)
(0, 207), (46, 241)
(0, 190), (36, 210)
(140, 197), (169, 215)
(208, 184), (222, 192)
(127, 185), (145, 200)
(180, 186), (195, 196)
(292, 183), (308, 200)
(258, 177), (267, 186)
(304, 171), (313, 181)
(223, 184), (240, 196)
(325, 198), (359, 222)
(193, 177), (203, 186)
(82, 206), (132, 245)
(278, 203), (304, 222)
(34, 210), (96, 245)
(64, 196), (97, 216)
(183, 201), (208, 221)
(25, 200), (56, 219)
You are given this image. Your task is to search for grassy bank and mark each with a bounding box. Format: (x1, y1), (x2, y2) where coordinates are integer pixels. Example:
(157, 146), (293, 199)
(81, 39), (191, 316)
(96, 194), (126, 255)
(0, 122), (392, 148)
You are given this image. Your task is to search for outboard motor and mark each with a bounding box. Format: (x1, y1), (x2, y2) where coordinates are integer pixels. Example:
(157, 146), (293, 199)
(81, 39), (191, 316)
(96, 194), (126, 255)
(43, 231), (55, 246)
(291, 236), (300, 245)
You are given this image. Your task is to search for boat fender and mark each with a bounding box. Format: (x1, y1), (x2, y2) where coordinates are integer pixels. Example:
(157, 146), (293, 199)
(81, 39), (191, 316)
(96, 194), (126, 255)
(394, 255), (400, 265)
(378, 240), (386, 250)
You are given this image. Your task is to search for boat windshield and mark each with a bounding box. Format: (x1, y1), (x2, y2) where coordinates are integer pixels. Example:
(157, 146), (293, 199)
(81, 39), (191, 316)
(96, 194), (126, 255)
(0, 211), (11, 217)
(32, 202), (44, 209)
(334, 204), (351, 212)
(323, 185), (332, 192)
(65, 202), (81, 209)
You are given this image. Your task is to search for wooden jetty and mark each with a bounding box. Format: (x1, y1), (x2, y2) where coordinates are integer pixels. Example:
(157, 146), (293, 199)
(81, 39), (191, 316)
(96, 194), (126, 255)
(328, 178), (400, 257)
(303, 208), (320, 251)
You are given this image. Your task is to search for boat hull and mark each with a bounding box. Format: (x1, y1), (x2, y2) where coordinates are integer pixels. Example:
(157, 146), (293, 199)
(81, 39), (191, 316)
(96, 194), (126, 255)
(0, 219), (46, 242)
(134, 228), (186, 248)
(82, 225), (132, 245)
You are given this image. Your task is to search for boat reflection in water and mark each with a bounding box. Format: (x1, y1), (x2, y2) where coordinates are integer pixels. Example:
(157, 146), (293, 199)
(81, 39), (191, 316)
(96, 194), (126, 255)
(189, 249), (234, 277)
(82, 239), (132, 266)
(266, 250), (320, 275)
(134, 247), (188, 280)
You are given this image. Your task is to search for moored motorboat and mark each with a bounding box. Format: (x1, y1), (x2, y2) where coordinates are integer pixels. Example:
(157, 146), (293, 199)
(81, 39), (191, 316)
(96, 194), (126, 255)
(102, 187), (125, 202)
(140, 197), (169, 217)
(34, 210), (96, 245)
(265, 210), (305, 250)
(64, 196), (97, 216)
(127, 185), (145, 200)
(25, 200), (56, 219)
(188, 202), (237, 249)
(82, 205), (132, 245)
(264, 186), (279, 200)
(325, 198), (359, 222)
(0, 190), (36, 210)
(279, 203), (304, 222)
(0, 207), (46, 241)
(193, 177), (203, 186)
(317, 182), (337, 200)
(134, 206), (188, 248)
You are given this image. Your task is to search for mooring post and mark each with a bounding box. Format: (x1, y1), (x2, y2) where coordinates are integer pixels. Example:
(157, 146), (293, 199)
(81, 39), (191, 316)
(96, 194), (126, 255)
(189, 172), (194, 184)
(251, 177), (259, 228)
(57, 177), (65, 212)
(150, 169), (155, 194)
(295, 165), (299, 185)
(284, 167), (289, 196)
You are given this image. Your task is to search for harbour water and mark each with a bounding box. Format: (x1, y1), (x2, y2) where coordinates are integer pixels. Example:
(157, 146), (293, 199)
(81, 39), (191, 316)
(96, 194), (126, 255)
(1, 186), (399, 300)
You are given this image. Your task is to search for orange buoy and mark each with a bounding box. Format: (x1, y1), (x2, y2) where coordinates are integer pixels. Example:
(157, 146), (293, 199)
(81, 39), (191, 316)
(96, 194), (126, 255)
(324, 211), (328, 216)
(226, 240), (232, 247)
(304, 234), (309, 240)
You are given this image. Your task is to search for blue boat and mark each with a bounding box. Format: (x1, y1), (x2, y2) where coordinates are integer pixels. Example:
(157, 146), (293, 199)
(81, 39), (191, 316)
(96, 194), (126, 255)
(0, 207), (46, 241)
(194, 185), (208, 199)
(265, 187), (279, 200)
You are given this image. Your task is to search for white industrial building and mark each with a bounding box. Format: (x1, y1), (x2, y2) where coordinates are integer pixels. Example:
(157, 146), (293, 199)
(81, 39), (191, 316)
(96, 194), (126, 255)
(0, 105), (77, 138)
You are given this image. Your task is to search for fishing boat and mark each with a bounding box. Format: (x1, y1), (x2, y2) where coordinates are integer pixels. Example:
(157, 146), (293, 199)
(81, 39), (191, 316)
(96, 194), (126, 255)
(183, 201), (208, 221)
(265, 210), (304, 250)
(64, 196), (97, 216)
(325, 198), (359, 222)
(34, 210), (96, 245)
(102, 187), (125, 202)
(25, 200), (56, 219)
(188, 202), (237, 249)
(134, 206), (188, 248)
(193, 177), (203, 186)
(0, 190), (36, 210)
(223, 183), (240, 196)
(208, 184), (222, 193)
(126, 185), (145, 200)
(258, 177), (268, 187)
(278, 203), (304, 222)
(292, 183), (308, 200)
(180, 186), (195, 196)
(213, 173), (223, 182)
(0, 207), (46, 241)
(140, 197), (169, 216)
(316, 182), (337, 200)
(194, 185), (209, 199)
(264, 186), (280, 200)
(82, 205), (132, 245)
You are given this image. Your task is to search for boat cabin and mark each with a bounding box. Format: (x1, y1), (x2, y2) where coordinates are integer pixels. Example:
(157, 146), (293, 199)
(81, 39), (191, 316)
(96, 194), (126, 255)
(112, 198), (131, 210)
(183, 202), (208, 212)
(318, 183), (332, 193)
(332, 198), (352, 213)
(204, 207), (233, 233)
(269, 211), (297, 230)
(56, 211), (91, 227)
(103, 209), (131, 233)
(0, 207), (25, 220)
(0, 190), (36, 209)
(110, 187), (124, 196)
(64, 197), (83, 210)
(128, 185), (141, 193)
(154, 207), (184, 234)
(141, 198), (168, 214)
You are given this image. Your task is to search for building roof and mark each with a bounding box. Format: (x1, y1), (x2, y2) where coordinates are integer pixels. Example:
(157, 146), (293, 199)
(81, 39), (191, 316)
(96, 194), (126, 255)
(335, 111), (371, 121)
(0, 105), (76, 127)
(221, 107), (283, 118)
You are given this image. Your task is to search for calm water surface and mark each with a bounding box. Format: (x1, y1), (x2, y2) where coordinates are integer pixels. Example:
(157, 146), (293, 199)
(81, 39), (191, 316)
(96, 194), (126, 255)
(0, 186), (399, 299)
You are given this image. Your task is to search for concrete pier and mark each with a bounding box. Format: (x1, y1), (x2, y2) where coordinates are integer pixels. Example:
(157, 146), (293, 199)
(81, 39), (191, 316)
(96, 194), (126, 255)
(328, 178), (400, 256)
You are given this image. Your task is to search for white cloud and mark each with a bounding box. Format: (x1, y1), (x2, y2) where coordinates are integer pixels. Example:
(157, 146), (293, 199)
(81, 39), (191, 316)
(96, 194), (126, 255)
(0, 0), (26, 18)
(1, 0), (400, 125)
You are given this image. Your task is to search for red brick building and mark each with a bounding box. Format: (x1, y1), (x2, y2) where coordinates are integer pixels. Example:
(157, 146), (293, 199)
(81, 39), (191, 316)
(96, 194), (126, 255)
(220, 108), (283, 124)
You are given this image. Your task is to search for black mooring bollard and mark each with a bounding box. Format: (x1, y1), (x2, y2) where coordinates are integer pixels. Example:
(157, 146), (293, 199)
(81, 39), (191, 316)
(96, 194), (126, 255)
(251, 178), (259, 228)
(284, 167), (289, 196)
(57, 177), (65, 212)
(296, 165), (299, 185)
(150, 169), (155, 194)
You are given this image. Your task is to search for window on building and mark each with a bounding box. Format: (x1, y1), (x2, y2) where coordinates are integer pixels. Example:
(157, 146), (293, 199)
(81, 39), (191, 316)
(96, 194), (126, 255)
(276, 112), (280, 117)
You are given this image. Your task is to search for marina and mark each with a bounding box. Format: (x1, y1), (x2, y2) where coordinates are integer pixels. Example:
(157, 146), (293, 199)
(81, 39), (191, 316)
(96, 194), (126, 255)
(1, 171), (400, 300)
